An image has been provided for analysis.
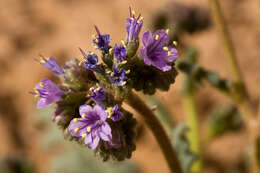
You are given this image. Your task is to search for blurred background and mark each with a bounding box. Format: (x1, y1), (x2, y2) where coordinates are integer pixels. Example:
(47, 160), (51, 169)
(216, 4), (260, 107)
(0, 0), (260, 173)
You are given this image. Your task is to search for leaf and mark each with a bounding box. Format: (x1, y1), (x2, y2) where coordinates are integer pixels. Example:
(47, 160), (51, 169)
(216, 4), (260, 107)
(207, 105), (243, 139)
(171, 124), (197, 173)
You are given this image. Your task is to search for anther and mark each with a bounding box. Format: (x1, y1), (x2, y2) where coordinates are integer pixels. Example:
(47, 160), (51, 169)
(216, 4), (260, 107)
(87, 126), (91, 132)
(121, 60), (127, 64)
(166, 29), (170, 34)
(121, 40), (126, 47)
(73, 118), (78, 123)
(109, 48), (113, 54)
(81, 133), (87, 138)
(39, 82), (44, 88)
(155, 35), (159, 40)
(74, 128), (79, 133)
(163, 47), (169, 51)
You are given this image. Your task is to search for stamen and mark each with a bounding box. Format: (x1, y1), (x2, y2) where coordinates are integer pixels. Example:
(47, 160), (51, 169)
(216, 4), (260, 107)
(78, 60), (83, 66)
(73, 118), (78, 123)
(121, 60), (127, 64)
(126, 69), (131, 74)
(87, 126), (91, 132)
(109, 48), (113, 54)
(94, 87), (101, 92)
(90, 52), (94, 55)
(74, 128), (79, 133)
(106, 107), (113, 118)
(40, 58), (46, 64)
(121, 40), (126, 47)
(163, 47), (169, 51)
(166, 29), (170, 34)
(82, 113), (86, 118)
(130, 17), (134, 21)
(132, 10), (136, 16)
(167, 51), (171, 56)
(173, 41), (178, 46)
(137, 16), (144, 24)
(39, 82), (44, 88)
(81, 133), (87, 139)
(155, 35), (159, 40)
(106, 70), (112, 74)
(122, 81), (127, 86)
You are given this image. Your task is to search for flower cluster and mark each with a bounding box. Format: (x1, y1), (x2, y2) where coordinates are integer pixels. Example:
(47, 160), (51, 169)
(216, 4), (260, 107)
(32, 7), (178, 161)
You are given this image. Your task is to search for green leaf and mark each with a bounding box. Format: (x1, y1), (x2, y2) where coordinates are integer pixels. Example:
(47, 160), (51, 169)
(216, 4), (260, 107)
(171, 124), (197, 173)
(207, 105), (243, 139)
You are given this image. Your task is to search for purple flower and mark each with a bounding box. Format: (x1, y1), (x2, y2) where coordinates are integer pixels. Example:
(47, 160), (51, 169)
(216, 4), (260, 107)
(114, 44), (127, 62)
(93, 26), (111, 54)
(126, 7), (143, 41)
(108, 65), (127, 86)
(79, 48), (103, 73)
(32, 78), (64, 109)
(106, 104), (123, 122)
(68, 104), (112, 150)
(89, 85), (106, 103)
(39, 56), (64, 76)
(140, 29), (178, 71)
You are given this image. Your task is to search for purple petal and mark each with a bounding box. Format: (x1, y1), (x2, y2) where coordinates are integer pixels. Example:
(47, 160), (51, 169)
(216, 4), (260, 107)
(140, 48), (152, 66)
(99, 122), (112, 141)
(85, 132), (100, 149)
(152, 58), (172, 72)
(142, 30), (152, 47)
(37, 98), (50, 109)
(93, 104), (107, 121)
(153, 29), (169, 48)
(166, 47), (178, 62)
(68, 118), (88, 137)
(79, 104), (92, 117)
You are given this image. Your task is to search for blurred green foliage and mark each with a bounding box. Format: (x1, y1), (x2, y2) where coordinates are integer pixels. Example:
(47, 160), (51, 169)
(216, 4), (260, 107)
(207, 105), (243, 139)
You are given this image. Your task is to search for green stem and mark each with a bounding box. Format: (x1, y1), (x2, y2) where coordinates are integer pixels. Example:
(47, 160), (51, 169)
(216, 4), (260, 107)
(183, 92), (203, 172)
(126, 91), (183, 173)
(209, 0), (259, 172)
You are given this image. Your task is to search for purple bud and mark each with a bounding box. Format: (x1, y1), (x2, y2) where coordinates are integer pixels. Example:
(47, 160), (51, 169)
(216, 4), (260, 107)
(114, 44), (127, 62)
(39, 56), (64, 76)
(108, 65), (127, 86)
(79, 48), (104, 73)
(90, 85), (106, 103)
(93, 26), (111, 54)
(126, 7), (143, 41)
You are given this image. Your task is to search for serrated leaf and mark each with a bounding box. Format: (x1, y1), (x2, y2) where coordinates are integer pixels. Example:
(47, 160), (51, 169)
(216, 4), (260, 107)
(172, 124), (197, 173)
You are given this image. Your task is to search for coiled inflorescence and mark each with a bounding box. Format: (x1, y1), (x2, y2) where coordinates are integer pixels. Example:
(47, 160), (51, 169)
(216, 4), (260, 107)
(32, 7), (178, 161)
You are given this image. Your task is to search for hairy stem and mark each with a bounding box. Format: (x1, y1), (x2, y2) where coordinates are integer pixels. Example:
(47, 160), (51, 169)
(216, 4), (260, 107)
(209, 0), (259, 172)
(183, 92), (203, 172)
(126, 91), (183, 173)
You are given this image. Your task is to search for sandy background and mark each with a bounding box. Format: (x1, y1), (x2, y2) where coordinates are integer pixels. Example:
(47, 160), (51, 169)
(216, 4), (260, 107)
(0, 0), (260, 172)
